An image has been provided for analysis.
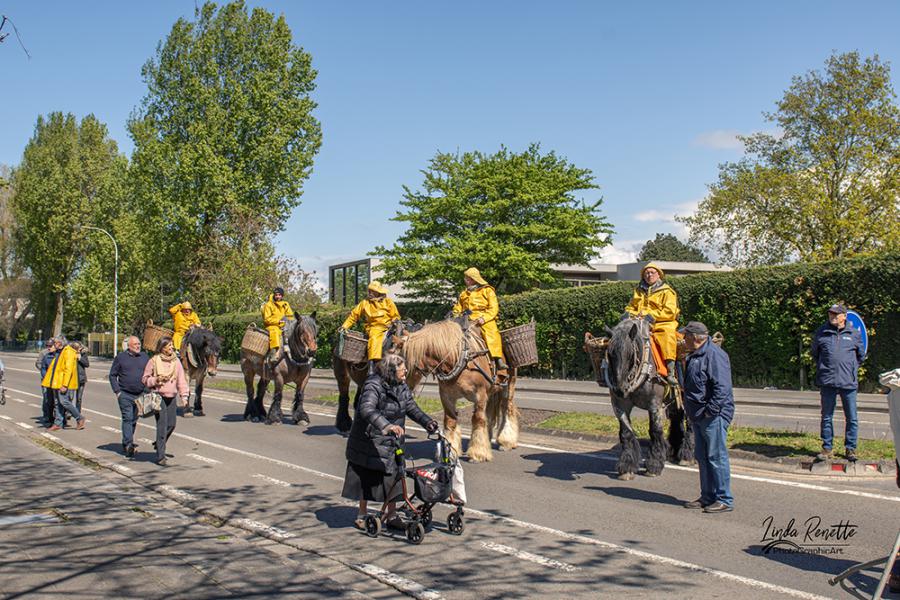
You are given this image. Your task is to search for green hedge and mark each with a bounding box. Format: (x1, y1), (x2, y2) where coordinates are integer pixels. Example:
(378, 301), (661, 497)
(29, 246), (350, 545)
(202, 254), (899, 390)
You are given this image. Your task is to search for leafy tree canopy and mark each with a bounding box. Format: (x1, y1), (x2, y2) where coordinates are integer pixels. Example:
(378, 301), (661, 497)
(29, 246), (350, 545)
(637, 233), (709, 263)
(375, 144), (613, 301)
(682, 52), (900, 266)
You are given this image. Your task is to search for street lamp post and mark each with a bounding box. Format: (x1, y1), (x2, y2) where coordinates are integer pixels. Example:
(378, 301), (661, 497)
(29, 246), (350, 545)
(81, 226), (118, 354)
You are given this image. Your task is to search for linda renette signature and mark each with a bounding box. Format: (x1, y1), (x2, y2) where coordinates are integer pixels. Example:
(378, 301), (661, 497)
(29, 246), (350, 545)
(761, 515), (858, 544)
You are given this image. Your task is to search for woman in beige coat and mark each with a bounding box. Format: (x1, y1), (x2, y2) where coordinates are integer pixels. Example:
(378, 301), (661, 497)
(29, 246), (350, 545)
(142, 336), (189, 466)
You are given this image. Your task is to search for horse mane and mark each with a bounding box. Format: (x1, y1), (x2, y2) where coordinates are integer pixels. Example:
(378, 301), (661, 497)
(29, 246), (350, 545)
(185, 326), (221, 354)
(606, 317), (648, 393)
(402, 320), (484, 372)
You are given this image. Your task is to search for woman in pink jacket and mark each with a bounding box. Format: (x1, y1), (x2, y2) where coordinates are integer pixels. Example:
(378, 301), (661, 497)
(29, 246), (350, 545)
(142, 336), (189, 466)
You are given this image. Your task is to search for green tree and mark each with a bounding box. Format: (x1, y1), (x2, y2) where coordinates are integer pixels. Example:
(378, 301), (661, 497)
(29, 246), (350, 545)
(127, 0), (322, 306)
(375, 144), (613, 301)
(11, 113), (127, 335)
(637, 233), (708, 263)
(682, 52), (900, 267)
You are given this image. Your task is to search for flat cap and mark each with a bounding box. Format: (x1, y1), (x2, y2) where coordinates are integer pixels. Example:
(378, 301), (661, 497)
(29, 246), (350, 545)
(827, 304), (847, 314)
(678, 321), (709, 335)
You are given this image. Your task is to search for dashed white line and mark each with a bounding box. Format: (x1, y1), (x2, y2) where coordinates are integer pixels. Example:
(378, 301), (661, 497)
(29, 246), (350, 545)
(0, 414), (12, 420)
(187, 453), (221, 465)
(232, 518), (295, 541)
(252, 473), (291, 488)
(101, 425), (121, 433)
(351, 564), (444, 600)
(13, 398), (25, 404)
(110, 463), (134, 474)
(481, 541), (579, 572)
(41, 432), (60, 442)
(28, 403), (40, 408)
(16, 421), (33, 430)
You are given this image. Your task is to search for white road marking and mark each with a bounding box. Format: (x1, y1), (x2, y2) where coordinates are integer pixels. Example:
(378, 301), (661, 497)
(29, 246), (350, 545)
(159, 485), (198, 503)
(101, 425), (121, 433)
(351, 564), (444, 600)
(16, 421), (33, 430)
(481, 541), (579, 572)
(13, 398), (25, 404)
(41, 432), (60, 442)
(69, 446), (95, 457)
(187, 453), (221, 465)
(232, 518), (295, 541)
(139, 437), (154, 444)
(28, 403), (40, 408)
(252, 473), (291, 488)
(110, 463), (134, 474)
(0, 385), (890, 598)
(0, 414), (11, 420)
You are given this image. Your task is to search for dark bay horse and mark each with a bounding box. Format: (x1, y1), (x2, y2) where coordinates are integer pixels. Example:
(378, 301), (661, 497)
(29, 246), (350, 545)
(181, 326), (222, 417)
(240, 314), (317, 426)
(585, 316), (694, 480)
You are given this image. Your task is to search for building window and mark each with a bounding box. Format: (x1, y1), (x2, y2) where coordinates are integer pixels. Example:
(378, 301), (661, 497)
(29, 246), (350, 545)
(330, 260), (372, 306)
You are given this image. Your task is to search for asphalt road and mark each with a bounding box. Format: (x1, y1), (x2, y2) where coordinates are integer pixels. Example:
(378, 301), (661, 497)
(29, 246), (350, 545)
(2, 352), (899, 599)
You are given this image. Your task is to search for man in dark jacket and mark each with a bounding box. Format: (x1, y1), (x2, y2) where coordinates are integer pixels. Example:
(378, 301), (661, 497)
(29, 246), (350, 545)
(73, 342), (90, 413)
(108, 335), (149, 457)
(37, 338), (58, 426)
(680, 321), (735, 514)
(811, 304), (864, 462)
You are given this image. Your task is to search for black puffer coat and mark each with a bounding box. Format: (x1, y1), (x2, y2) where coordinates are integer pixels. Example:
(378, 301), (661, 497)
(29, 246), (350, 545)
(346, 374), (435, 474)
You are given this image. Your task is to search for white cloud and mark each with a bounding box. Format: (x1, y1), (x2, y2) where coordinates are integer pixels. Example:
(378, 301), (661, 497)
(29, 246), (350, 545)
(595, 238), (642, 264)
(632, 200), (699, 226)
(693, 129), (745, 150)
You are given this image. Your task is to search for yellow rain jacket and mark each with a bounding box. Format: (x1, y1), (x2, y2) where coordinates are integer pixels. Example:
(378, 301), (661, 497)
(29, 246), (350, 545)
(453, 285), (504, 358)
(625, 264), (680, 361)
(169, 303), (201, 350)
(341, 297), (401, 360)
(262, 295), (295, 350)
(41, 345), (79, 391)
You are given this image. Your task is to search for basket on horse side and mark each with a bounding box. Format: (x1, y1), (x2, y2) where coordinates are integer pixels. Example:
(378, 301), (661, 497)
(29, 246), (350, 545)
(338, 330), (368, 364)
(500, 320), (538, 368)
(241, 324), (271, 357)
(143, 320), (174, 353)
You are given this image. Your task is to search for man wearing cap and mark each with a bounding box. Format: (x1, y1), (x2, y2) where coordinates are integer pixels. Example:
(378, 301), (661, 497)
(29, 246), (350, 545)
(624, 263), (680, 385)
(339, 281), (401, 374)
(42, 336), (86, 432)
(262, 287), (295, 364)
(452, 268), (508, 377)
(168, 301), (202, 352)
(680, 321), (735, 514)
(811, 304), (864, 462)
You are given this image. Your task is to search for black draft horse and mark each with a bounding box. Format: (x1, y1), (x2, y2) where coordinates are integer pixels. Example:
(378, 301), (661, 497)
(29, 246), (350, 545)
(181, 326), (222, 417)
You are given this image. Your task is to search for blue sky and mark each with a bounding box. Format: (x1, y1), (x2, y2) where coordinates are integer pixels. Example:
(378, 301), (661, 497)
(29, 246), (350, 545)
(3, 1), (900, 285)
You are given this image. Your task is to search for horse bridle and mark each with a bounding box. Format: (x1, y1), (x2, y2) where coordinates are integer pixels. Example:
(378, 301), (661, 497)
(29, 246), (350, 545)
(288, 317), (317, 364)
(605, 317), (653, 396)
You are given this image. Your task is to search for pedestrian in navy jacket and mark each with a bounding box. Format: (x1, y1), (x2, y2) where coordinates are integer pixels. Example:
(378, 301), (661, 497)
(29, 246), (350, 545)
(681, 321), (735, 514)
(811, 304), (864, 462)
(108, 335), (149, 457)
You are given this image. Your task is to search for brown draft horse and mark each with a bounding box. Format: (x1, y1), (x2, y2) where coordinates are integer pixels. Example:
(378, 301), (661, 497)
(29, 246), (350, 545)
(180, 326), (221, 417)
(393, 318), (519, 463)
(240, 314), (318, 426)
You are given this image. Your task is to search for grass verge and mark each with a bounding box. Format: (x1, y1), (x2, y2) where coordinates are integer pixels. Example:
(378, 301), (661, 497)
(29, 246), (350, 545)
(537, 412), (896, 461)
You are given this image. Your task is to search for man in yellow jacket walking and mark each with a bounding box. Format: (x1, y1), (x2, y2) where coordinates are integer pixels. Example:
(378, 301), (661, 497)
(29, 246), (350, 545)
(624, 262), (680, 385)
(169, 301), (201, 352)
(42, 336), (86, 431)
(453, 267), (508, 377)
(262, 287), (295, 365)
(339, 281), (400, 374)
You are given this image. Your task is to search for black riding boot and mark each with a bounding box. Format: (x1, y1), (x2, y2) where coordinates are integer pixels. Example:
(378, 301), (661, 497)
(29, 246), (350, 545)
(665, 360), (678, 385)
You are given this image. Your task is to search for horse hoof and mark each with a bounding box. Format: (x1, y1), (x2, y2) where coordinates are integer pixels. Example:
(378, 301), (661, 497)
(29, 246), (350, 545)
(250, 417), (260, 423)
(644, 471), (659, 478)
(678, 459), (695, 467)
(617, 472), (635, 481)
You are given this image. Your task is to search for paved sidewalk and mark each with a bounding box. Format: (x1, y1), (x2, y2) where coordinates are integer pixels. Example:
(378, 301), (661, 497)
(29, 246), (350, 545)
(0, 424), (372, 599)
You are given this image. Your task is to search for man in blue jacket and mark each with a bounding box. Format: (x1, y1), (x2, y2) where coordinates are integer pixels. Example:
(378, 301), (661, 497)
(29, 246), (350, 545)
(36, 338), (58, 427)
(811, 304), (864, 462)
(680, 321), (735, 514)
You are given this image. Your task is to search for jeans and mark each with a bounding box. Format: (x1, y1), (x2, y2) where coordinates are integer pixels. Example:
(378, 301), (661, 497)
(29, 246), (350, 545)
(117, 391), (139, 449)
(53, 389), (82, 427)
(41, 387), (55, 425)
(819, 386), (858, 450)
(693, 414), (733, 506)
(154, 396), (178, 461)
(76, 384), (85, 414)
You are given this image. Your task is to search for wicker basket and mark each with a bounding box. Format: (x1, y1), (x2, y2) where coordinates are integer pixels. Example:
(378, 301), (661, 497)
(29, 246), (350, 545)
(500, 320), (538, 368)
(143, 321), (174, 353)
(241, 324), (270, 357)
(339, 330), (368, 363)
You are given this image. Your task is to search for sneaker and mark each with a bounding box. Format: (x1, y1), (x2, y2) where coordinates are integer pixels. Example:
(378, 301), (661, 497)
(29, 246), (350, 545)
(816, 449), (834, 461)
(845, 448), (858, 462)
(684, 498), (708, 509)
(703, 501), (733, 514)
(125, 444), (135, 458)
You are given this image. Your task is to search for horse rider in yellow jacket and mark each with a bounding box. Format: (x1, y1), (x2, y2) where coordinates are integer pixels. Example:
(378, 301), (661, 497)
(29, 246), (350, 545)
(169, 301), (201, 352)
(262, 287), (295, 364)
(339, 281), (400, 374)
(453, 267), (509, 377)
(624, 262), (680, 385)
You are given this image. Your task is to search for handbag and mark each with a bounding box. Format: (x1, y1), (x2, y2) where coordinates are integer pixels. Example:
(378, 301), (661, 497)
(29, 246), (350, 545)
(134, 391), (162, 418)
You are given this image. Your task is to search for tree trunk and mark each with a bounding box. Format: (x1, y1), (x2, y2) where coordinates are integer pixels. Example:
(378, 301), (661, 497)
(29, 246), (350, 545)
(52, 291), (64, 336)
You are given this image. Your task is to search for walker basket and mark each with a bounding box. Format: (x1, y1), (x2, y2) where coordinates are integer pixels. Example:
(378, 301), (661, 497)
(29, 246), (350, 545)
(500, 320), (538, 368)
(143, 321), (174, 354)
(338, 330), (368, 364)
(407, 463), (454, 504)
(241, 324), (270, 357)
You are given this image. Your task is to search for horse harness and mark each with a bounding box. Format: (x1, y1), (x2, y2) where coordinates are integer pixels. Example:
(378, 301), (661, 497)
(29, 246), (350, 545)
(414, 326), (498, 386)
